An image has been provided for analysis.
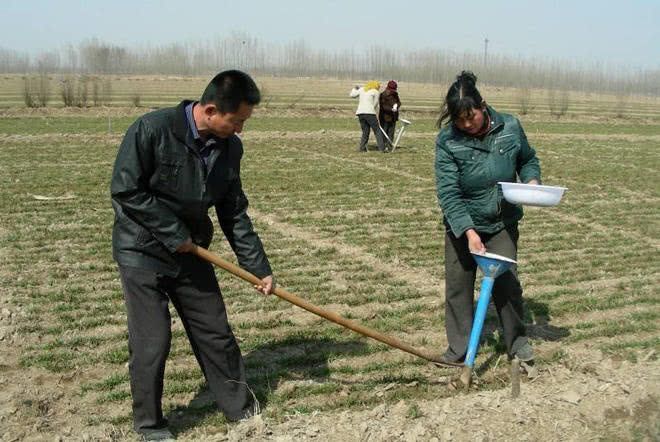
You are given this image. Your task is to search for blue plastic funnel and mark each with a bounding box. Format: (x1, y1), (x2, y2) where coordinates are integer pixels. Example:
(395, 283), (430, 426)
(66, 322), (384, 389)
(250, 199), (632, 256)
(464, 252), (517, 369)
(472, 252), (516, 279)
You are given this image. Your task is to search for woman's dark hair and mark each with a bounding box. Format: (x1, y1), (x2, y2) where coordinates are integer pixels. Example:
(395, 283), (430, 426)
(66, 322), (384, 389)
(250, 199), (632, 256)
(200, 70), (261, 113)
(436, 71), (484, 128)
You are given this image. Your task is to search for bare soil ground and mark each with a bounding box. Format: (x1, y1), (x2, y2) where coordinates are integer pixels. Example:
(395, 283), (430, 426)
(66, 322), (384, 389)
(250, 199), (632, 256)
(1, 334), (658, 440)
(226, 349), (659, 442)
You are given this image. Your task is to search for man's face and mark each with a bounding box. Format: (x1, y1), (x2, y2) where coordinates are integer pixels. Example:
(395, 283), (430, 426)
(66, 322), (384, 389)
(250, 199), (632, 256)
(206, 102), (253, 138)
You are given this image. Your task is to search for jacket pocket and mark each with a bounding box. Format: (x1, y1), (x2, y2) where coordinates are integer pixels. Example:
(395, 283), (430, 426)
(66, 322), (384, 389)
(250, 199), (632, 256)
(136, 224), (155, 247)
(469, 185), (501, 226)
(158, 156), (182, 192)
(452, 149), (480, 172)
(495, 134), (519, 156)
(453, 149), (486, 190)
(116, 212), (157, 248)
(452, 148), (477, 161)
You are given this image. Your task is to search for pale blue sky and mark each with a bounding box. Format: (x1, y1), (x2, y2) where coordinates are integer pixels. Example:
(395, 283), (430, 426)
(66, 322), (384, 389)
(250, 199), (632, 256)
(2, 0), (659, 68)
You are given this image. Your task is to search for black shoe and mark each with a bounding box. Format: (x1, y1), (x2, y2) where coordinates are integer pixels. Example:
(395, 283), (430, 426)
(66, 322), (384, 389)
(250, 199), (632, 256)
(140, 428), (175, 441)
(226, 407), (259, 423)
(513, 342), (534, 362)
(438, 351), (464, 365)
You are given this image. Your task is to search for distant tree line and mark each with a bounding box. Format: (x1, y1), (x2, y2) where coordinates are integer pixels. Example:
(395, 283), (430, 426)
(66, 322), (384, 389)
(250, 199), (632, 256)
(1, 34), (658, 96)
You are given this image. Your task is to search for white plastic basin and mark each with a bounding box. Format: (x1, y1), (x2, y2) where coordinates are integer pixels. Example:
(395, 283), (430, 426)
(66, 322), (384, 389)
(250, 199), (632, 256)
(498, 182), (567, 207)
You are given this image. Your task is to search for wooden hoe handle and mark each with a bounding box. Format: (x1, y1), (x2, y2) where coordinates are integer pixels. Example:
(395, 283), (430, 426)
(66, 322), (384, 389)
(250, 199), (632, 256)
(192, 245), (460, 367)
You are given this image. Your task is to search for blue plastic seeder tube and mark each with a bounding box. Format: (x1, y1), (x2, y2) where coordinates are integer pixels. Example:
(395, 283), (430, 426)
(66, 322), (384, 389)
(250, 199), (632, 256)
(464, 276), (495, 368)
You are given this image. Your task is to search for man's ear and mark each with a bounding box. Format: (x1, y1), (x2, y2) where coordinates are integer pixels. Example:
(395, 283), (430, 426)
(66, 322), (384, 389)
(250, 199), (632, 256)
(203, 103), (218, 117)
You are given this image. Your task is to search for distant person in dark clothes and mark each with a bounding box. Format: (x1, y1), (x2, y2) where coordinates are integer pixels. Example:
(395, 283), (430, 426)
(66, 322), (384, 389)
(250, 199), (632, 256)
(434, 71), (541, 367)
(379, 80), (401, 149)
(111, 70), (275, 441)
(350, 81), (387, 153)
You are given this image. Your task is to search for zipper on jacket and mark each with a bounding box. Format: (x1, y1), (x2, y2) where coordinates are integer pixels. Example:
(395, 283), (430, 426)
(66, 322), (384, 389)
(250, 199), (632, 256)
(189, 145), (209, 187)
(201, 160), (207, 194)
(183, 144), (209, 212)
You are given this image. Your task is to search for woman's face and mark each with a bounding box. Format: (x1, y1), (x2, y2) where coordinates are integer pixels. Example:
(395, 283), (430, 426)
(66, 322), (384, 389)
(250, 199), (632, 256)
(454, 107), (487, 136)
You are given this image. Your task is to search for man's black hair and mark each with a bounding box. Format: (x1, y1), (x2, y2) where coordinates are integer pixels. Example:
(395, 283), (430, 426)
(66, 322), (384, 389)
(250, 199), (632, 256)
(200, 70), (261, 113)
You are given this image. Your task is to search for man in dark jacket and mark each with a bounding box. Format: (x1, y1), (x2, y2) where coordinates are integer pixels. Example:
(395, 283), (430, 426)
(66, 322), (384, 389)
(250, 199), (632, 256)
(111, 70), (274, 441)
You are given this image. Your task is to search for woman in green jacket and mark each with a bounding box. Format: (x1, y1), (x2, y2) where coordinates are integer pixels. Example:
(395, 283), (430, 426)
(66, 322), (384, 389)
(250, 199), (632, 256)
(435, 71), (541, 365)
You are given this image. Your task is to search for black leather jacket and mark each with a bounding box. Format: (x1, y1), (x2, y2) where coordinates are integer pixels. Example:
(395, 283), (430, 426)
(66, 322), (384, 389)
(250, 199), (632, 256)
(110, 100), (271, 277)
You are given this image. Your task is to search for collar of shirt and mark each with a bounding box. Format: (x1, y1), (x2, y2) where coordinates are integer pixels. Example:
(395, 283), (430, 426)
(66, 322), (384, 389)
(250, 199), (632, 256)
(185, 102), (218, 162)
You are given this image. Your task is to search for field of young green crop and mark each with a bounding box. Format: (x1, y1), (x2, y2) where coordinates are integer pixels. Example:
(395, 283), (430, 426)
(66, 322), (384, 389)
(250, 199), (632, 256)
(0, 76), (658, 440)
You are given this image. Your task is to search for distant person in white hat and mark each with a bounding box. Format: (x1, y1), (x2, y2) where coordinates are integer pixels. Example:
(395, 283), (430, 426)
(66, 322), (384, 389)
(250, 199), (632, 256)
(350, 81), (387, 153)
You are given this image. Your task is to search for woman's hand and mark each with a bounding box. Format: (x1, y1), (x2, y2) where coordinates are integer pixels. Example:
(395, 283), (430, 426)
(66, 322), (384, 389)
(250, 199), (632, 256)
(465, 229), (486, 254)
(526, 179), (539, 185)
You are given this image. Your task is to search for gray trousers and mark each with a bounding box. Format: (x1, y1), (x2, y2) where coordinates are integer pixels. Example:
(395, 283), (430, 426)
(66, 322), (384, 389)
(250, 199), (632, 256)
(118, 263), (253, 432)
(442, 225), (528, 362)
(357, 114), (386, 152)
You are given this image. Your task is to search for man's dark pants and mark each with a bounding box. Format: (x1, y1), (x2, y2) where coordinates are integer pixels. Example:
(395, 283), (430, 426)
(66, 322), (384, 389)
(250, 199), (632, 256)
(357, 114), (386, 152)
(119, 262), (253, 432)
(443, 224), (528, 362)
